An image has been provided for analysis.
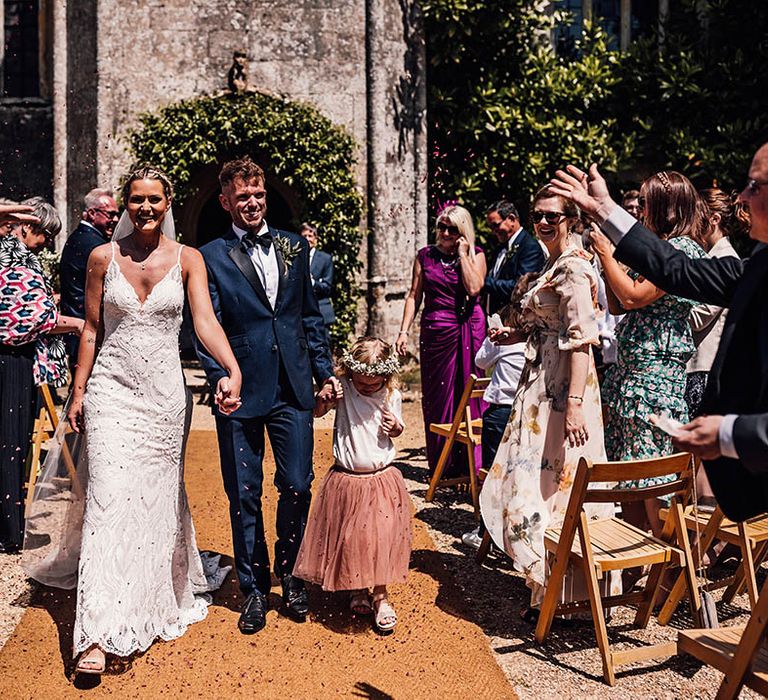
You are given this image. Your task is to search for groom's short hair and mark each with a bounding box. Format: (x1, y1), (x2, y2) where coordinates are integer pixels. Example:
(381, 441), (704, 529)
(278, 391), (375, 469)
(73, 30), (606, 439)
(219, 156), (265, 190)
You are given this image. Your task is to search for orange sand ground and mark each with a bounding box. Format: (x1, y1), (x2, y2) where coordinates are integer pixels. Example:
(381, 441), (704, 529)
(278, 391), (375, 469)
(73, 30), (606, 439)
(0, 428), (515, 699)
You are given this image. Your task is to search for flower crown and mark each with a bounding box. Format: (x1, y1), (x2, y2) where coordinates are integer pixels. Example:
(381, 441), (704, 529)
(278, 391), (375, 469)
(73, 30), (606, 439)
(340, 349), (401, 377)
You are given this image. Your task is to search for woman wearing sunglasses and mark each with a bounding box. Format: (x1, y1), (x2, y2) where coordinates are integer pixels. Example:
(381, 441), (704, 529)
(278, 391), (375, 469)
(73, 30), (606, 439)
(479, 185), (617, 622)
(592, 171), (707, 537)
(396, 204), (487, 478)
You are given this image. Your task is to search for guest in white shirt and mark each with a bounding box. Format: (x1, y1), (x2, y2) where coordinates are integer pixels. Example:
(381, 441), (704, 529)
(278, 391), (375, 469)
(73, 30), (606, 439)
(462, 304), (525, 549)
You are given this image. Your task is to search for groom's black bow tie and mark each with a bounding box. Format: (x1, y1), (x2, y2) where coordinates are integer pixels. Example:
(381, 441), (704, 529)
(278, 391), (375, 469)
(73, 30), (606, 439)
(242, 230), (273, 251)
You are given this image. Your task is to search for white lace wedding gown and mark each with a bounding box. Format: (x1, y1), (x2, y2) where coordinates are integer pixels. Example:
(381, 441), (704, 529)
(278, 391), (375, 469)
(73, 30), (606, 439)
(74, 243), (228, 657)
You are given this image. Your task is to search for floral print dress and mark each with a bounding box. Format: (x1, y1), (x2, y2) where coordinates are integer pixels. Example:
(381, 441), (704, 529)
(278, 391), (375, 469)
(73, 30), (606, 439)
(602, 235), (705, 486)
(479, 246), (618, 607)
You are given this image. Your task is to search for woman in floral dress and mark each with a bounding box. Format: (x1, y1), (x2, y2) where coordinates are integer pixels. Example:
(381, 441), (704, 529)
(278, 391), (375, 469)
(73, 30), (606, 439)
(591, 171), (708, 535)
(479, 187), (617, 618)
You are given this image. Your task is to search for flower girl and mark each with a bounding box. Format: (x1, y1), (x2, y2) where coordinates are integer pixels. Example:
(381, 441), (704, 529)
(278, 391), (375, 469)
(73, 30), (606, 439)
(293, 336), (411, 632)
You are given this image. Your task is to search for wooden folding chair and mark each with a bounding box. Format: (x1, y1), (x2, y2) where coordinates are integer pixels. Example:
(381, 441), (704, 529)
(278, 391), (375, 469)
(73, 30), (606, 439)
(25, 385), (79, 507)
(535, 452), (702, 686)
(425, 374), (490, 518)
(659, 506), (768, 621)
(679, 577), (768, 699)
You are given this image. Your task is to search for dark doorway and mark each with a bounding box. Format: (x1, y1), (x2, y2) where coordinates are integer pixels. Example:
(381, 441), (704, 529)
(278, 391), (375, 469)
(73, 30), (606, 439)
(195, 183), (295, 246)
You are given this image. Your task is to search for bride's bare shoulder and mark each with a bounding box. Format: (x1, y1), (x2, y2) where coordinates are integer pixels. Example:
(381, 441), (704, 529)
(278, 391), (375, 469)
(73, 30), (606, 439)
(87, 242), (113, 271)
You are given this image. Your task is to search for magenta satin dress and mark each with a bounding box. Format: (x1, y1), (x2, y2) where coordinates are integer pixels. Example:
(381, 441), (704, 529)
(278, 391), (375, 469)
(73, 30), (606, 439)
(418, 245), (487, 478)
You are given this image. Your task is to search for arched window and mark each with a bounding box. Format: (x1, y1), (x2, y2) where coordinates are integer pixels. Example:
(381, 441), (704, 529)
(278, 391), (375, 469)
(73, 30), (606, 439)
(2, 0), (49, 98)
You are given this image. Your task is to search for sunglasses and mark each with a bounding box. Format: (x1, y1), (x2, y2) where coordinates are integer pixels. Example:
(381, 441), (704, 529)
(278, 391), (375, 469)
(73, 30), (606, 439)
(531, 210), (565, 225)
(91, 208), (120, 218)
(437, 222), (460, 235)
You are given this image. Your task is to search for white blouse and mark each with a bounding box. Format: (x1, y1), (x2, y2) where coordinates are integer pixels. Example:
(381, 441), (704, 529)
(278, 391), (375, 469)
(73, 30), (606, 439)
(333, 376), (404, 472)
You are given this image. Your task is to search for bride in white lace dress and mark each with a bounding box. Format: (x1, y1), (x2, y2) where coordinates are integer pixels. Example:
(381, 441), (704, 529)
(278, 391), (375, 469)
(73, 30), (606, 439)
(63, 167), (243, 673)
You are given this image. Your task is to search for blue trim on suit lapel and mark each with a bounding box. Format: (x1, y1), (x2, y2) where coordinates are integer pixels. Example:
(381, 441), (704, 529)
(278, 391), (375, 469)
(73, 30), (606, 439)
(225, 226), (274, 312)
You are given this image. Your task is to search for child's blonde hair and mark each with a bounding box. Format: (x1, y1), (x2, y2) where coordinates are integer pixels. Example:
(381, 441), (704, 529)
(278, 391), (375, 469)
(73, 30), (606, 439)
(338, 336), (400, 394)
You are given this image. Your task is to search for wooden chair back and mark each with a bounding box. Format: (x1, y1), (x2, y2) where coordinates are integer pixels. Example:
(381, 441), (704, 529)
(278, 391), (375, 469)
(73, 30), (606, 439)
(535, 452), (701, 685)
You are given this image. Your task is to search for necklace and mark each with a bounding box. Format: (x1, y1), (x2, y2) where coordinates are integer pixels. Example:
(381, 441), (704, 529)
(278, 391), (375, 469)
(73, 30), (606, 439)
(135, 243), (160, 271)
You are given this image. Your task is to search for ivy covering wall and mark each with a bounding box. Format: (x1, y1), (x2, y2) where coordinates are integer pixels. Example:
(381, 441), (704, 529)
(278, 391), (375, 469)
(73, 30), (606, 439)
(128, 92), (364, 343)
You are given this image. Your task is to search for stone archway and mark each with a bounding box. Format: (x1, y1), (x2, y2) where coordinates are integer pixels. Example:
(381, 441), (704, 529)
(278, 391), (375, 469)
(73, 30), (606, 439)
(127, 92), (363, 342)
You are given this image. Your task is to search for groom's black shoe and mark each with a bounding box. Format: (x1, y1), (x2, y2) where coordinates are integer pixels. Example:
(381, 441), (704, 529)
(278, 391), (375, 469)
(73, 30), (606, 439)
(281, 575), (309, 622)
(238, 591), (267, 635)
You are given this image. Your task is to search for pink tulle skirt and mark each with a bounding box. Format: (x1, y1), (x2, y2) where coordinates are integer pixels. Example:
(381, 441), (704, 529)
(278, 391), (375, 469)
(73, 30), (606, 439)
(293, 465), (412, 591)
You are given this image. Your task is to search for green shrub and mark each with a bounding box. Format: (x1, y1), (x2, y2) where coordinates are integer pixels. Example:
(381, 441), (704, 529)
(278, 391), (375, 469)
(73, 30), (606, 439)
(127, 92), (364, 343)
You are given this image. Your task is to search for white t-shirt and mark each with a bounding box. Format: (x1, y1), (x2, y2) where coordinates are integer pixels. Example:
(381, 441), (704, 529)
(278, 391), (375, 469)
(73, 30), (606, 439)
(333, 376), (404, 472)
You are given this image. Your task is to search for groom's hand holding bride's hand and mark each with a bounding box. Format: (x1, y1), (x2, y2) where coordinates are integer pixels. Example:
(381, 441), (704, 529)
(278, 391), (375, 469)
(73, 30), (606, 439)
(216, 374), (242, 415)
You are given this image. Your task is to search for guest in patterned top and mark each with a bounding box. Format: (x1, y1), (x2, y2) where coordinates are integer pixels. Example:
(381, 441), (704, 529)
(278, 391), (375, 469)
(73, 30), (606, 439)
(0, 198), (82, 553)
(590, 171), (707, 535)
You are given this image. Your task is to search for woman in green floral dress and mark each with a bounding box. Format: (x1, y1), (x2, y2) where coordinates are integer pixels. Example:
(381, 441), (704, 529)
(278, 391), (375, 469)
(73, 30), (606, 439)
(590, 171), (709, 534)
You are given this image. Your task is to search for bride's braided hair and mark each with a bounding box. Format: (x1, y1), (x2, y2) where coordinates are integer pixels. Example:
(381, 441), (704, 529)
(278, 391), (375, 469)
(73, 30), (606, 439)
(121, 166), (175, 204)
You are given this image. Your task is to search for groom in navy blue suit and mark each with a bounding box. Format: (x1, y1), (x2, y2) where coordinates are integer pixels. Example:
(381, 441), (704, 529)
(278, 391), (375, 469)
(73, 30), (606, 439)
(196, 156), (337, 634)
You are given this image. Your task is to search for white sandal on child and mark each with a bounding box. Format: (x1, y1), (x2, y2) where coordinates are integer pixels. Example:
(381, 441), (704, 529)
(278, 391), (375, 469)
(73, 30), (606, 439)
(373, 597), (397, 632)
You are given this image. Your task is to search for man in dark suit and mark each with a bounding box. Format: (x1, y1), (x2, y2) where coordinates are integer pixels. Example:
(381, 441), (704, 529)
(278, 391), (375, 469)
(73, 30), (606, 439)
(195, 156), (338, 634)
(299, 222), (335, 346)
(59, 188), (119, 367)
(483, 200), (546, 315)
(550, 144), (768, 521)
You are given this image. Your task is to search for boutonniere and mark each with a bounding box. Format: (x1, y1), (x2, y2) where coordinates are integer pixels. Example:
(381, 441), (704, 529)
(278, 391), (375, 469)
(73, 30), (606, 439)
(503, 243), (521, 265)
(273, 235), (302, 275)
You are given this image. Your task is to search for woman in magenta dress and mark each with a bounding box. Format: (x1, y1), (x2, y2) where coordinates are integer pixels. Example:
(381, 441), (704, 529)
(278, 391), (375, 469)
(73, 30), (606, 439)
(396, 205), (487, 477)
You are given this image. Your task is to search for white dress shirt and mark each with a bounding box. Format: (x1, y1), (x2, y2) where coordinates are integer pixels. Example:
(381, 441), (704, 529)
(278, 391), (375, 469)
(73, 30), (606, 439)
(474, 337), (526, 405)
(233, 221), (279, 308)
(309, 246), (316, 286)
(491, 226), (524, 277)
(600, 205), (739, 458)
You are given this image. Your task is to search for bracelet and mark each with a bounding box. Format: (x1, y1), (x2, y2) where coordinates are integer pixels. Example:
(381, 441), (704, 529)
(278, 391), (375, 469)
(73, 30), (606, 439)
(567, 395), (583, 403)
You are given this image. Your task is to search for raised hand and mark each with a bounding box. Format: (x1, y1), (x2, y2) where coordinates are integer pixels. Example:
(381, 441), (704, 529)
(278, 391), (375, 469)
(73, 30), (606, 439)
(0, 203), (38, 232)
(457, 235), (471, 258)
(216, 375), (242, 415)
(588, 224), (614, 259)
(549, 164), (617, 221)
(488, 326), (525, 345)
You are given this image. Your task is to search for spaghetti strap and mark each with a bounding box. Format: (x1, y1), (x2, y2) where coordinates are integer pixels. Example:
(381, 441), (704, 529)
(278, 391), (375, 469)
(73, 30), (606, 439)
(110, 241), (116, 263)
(176, 244), (184, 268)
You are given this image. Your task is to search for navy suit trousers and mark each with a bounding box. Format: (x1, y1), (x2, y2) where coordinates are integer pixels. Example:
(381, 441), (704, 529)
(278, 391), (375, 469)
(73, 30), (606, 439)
(215, 376), (314, 596)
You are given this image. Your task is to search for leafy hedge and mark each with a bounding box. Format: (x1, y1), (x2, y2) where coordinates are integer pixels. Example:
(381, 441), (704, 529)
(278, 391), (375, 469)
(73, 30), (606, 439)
(423, 0), (768, 244)
(127, 92), (363, 343)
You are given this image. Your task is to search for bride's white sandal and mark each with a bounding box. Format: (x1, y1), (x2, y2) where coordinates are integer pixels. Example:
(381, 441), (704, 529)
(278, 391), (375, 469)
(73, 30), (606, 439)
(76, 646), (106, 675)
(373, 596), (397, 632)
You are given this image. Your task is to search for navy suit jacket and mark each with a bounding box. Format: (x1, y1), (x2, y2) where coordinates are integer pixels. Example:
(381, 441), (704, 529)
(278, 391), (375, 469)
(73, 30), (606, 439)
(59, 222), (109, 318)
(614, 221), (768, 521)
(196, 225), (334, 418)
(484, 229), (546, 315)
(310, 248), (335, 326)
